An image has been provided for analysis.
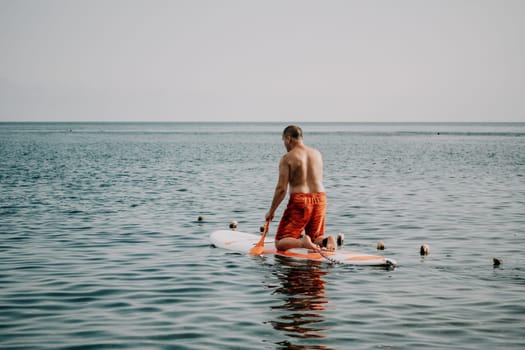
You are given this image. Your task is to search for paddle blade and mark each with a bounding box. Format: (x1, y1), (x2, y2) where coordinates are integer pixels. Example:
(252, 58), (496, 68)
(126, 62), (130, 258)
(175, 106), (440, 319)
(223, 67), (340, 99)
(249, 245), (265, 256)
(249, 221), (270, 256)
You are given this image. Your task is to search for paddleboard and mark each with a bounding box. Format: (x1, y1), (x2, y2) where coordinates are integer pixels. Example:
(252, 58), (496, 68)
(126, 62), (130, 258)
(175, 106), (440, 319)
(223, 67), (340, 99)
(210, 230), (397, 267)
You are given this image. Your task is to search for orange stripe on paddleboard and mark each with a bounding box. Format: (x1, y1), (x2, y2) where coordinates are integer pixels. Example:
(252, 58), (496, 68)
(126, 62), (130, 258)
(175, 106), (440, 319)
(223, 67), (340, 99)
(344, 255), (385, 261)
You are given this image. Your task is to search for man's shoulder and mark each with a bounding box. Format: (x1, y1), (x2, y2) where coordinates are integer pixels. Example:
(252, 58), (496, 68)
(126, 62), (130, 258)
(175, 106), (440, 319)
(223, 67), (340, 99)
(279, 153), (290, 165)
(306, 145), (322, 156)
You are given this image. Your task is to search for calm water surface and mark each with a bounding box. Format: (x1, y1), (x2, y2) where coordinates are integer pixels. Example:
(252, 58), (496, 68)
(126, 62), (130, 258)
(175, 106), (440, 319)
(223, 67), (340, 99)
(1, 122), (524, 349)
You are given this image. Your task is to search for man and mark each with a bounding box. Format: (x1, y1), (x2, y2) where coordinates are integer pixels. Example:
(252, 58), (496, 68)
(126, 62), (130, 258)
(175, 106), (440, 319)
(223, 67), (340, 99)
(265, 125), (336, 251)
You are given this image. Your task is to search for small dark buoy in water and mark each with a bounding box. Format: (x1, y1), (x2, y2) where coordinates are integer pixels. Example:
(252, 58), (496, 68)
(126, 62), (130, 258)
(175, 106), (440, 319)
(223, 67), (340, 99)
(229, 220), (238, 230)
(197, 215), (204, 222)
(437, 132), (440, 135)
(377, 241), (385, 250)
(493, 258), (503, 267)
(337, 233), (344, 247)
(420, 244), (430, 256)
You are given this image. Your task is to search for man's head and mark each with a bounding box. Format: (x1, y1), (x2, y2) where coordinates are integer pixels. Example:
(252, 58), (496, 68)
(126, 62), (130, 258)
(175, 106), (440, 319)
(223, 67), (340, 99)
(282, 125), (303, 151)
(282, 125), (303, 140)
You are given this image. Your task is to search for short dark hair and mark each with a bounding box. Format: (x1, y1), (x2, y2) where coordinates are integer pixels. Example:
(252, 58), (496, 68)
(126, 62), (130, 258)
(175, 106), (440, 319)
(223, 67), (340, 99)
(282, 125), (303, 139)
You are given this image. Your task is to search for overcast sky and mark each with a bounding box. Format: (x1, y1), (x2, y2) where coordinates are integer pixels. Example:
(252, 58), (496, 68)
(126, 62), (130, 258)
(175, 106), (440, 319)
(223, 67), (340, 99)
(1, 0), (524, 122)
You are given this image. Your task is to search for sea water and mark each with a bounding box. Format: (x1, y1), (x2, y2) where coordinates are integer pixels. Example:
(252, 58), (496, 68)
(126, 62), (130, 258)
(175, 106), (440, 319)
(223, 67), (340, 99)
(1, 122), (524, 349)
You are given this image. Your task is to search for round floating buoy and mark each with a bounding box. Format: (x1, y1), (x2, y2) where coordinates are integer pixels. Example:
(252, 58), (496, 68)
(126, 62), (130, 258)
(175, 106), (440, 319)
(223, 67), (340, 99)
(493, 258), (503, 267)
(197, 215), (204, 222)
(420, 244), (430, 256)
(376, 241), (385, 250)
(229, 220), (238, 230)
(337, 233), (344, 247)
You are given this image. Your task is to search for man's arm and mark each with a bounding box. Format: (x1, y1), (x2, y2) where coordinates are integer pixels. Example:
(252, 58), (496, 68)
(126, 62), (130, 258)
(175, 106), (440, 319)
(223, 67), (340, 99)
(265, 157), (289, 221)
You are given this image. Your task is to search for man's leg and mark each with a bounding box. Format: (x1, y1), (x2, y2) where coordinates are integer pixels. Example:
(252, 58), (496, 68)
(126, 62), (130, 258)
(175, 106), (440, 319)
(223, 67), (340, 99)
(276, 235), (319, 251)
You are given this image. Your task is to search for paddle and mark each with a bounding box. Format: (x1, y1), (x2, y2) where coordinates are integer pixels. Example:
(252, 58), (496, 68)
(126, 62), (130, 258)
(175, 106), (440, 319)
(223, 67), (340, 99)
(249, 220), (270, 255)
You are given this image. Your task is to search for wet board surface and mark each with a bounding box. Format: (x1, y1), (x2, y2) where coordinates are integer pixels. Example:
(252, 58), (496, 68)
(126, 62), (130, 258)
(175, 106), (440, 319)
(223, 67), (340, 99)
(210, 230), (397, 266)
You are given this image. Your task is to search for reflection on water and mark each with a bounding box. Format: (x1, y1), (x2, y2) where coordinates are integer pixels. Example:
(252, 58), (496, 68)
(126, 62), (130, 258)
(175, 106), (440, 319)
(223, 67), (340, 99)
(265, 257), (335, 350)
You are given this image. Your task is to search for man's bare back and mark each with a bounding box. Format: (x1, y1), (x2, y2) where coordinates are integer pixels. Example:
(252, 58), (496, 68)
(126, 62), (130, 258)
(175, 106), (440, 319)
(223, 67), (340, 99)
(284, 143), (325, 194)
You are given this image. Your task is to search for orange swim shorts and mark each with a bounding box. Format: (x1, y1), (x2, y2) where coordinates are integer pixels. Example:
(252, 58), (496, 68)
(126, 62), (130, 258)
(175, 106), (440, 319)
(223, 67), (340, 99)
(276, 192), (326, 243)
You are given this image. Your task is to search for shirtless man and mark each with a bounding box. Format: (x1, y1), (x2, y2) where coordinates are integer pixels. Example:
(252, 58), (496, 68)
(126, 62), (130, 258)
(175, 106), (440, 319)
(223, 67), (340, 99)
(265, 125), (336, 251)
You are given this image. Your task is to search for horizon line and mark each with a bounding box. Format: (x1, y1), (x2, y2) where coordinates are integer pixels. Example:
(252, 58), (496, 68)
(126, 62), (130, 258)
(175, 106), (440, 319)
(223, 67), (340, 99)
(1, 120), (524, 124)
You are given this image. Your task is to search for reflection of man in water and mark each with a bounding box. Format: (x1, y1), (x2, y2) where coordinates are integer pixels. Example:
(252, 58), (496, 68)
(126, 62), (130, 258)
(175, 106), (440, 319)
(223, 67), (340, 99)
(267, 260), (329, 341)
